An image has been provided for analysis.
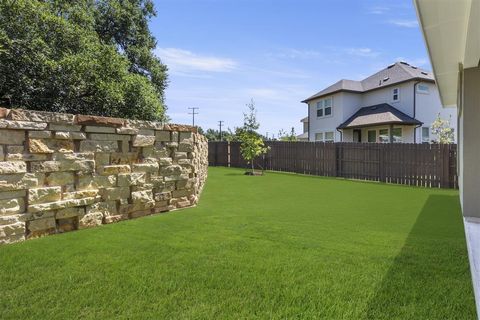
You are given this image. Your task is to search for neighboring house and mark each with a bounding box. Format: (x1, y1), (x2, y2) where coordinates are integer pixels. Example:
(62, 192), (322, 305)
(301, 62), (457, 143)
(296, 117), (308, 141)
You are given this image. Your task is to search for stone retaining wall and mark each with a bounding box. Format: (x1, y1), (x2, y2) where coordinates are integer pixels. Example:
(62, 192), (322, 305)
(0, 108), (208, 244)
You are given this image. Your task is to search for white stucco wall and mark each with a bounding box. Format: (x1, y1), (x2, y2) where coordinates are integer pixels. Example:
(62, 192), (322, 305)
(306, 80), (457, 143)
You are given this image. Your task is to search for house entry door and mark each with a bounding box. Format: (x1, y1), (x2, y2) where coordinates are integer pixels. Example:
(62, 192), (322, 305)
(353, 129), (362, 142)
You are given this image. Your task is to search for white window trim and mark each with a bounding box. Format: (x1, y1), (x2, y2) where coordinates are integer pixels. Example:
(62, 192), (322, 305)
(315, 131), (335, 142)
(422, 127), (430, 143)
(392, 87), (400, 103)
(316, 97), (334, 119)
(416, 84), (430, 94)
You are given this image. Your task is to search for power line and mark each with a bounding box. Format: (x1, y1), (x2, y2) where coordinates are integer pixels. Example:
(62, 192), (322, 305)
(218, 120), (224, 141)
(188, 107), (199, 126)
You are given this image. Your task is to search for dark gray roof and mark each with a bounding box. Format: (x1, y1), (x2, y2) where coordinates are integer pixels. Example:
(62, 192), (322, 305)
(300, 116), (308, 123)
(303, 62), (435, 103)
(337, 103), (423, 129)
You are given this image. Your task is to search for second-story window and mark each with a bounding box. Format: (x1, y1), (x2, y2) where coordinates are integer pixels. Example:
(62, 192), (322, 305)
(316, 97), (333, 118)
(392, 88), (400, 102)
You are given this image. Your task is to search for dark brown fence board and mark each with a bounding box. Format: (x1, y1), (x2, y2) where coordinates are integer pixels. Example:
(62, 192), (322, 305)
(208, 141), (458, 188)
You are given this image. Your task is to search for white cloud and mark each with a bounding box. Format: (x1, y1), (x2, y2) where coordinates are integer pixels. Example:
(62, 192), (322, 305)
(369, 6), (390, 15)
(346, 47), (381, 58)
(269, 48), (321, 59)
(156, 48), (237, 73)
(388, 19), (419, 28)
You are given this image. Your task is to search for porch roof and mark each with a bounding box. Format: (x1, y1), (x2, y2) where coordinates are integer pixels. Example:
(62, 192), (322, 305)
(337, 103), (423, 130)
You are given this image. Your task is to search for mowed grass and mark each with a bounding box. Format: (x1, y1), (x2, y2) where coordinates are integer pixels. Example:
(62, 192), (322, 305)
(0, 167), (475, 319)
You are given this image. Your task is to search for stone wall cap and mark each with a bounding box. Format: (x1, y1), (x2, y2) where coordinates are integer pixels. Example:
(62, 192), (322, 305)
(75, 114), (125, 127)
(164, 124), (198, 133)
(9, 109), (75, 124)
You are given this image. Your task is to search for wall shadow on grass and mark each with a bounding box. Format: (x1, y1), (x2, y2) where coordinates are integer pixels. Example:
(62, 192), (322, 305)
(362, 195), (476, 319)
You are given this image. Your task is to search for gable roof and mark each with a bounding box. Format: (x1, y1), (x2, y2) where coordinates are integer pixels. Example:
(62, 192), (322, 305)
(302, 62), (435, 103)
(337, 103), (423, 129)
(300, 116), (309, 123)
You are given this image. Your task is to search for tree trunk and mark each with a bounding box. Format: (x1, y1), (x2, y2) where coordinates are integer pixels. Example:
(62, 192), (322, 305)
(251, 161), (254, 174)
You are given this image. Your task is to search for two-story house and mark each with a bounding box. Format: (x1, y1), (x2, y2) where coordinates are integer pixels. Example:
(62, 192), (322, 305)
(301, 62), (457, 143)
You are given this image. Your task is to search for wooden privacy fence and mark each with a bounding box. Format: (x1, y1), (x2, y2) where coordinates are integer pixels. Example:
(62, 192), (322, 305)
(208, 141), (458, 189)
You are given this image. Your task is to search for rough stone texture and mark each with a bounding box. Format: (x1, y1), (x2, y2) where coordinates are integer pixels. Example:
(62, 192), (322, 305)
(0, 108), (208, 245)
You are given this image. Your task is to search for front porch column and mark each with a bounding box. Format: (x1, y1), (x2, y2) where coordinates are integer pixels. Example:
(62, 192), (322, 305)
(389, 124), (394, 143)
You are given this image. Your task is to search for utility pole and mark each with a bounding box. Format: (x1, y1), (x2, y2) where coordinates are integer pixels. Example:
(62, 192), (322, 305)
(218, 120), (224, 141)
(188, 107), (199, 126)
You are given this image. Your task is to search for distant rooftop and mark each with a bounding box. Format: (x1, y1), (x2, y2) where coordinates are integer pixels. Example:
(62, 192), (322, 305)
(302, 62), (435, 103)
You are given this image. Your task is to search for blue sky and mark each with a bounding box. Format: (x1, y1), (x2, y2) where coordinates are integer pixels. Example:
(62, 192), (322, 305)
(151, 0), (429, 137)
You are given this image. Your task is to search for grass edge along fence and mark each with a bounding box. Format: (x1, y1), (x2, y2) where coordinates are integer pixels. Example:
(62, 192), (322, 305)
(208, 141), (458, 189)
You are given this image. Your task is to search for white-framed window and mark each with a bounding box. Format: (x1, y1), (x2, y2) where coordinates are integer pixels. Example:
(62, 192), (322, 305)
(316, 97), (333, 118)
(324, 131), (334, 142)
(379, 129), (389, 143)
(392, 88), (400, 102)
(422, 127), (430, 143)
(392, 128), (403, 143)
(315, 131), (335, 142)
(417, 84), (429, 94)
(367, 130), (377, 143)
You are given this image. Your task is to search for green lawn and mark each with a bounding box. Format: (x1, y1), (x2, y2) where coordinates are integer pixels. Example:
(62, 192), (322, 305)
(0, 167), (475, 319)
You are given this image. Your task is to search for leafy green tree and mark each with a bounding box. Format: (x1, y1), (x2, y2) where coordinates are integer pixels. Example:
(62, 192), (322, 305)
(0, 0), (167, 120)
(278, 127), (298, 141)
(431, 114), (455, 144)
(238, 100), (269, 174)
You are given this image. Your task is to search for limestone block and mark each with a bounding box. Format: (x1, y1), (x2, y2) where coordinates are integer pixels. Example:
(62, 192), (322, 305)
(56, 207), (84, 219)
(117, 127), (138, 135)
(28, 187), (62, 204)
(9, 109), (75, 123)
(29, 210), (55, 221)
(95, 153), (110, 167)
(0, 190), (26, 200)
(178, 142), (194, 152)
(179, 131), (193, 141)
(0, 214), (25, 226)
(27, 197), (98, 213)
(174, 152), (188, 160)
(99, 187), (130, 201)
(0, 120), (48, 130)
(155, 130), (171, 141)
(84, 126), (116, 133)
(129, 209), (152, 219)
(0, 198), (25, 215)
(117, 173), (146, 187)
(104, 214), (128, 224)
(87, 133), (130, 141)
(53, 152), (94, 161)
(57, 218), (76, 233)
(99, 165), (131, 175)
(76, 115), (124, 127)
(78, 208), (104, 229)
(79, 140), (118, 152)
(161, 165), (183, 176)
(0, 129), (25, 145)
(171, 131), (179, 142)
(7, 152), (49, 162)
(154, 192), (172, 201)
(29, 131), (52, 139)
(29, 139), (53, 153)
(131, 184), (153, 192)
(29, 139), (74, 154)
(132, 162), (159, 173)
(165, 141), (178, 148)
(63, 189), (99, 200)
(132, 135), (155, 147)
(55, 131), (86, 140)
(0, 173), (44, 191)
(0, 161), (27, 174)
(158, 158), (173, 166)
(46, 172), (74, 186)
(77, 175), (116, 190)
(49, 123), (82, 131)
(172, 189), (193, 198)
(126, 119), (163, 130)
(27, 217), (56, 232)
(110, 152), (138, 164)
(30, 161), (61, 172)
(0, 222), (25, 238)
(134, 129), (153, 137)
(131, 190), (154, 204)
(0, 108), (9, 118)
(164, 174), (189, 182)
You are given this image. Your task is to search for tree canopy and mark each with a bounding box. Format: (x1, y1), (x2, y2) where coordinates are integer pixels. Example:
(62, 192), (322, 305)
(0, 0), (168, 120)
